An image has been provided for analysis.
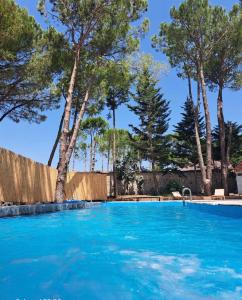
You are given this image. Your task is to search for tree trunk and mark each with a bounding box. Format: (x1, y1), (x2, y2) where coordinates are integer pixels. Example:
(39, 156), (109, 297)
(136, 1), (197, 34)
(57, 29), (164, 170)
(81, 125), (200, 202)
(188, 75), (207, 195)
(101, 154), (104, 172)
(72, 154), (75, 171)
(187, 73), (193, 100)
(48, 107), (65, 166)
(55, 50), (80, 201)
(217, 84), (228, 195)
(226, 123), (232, 166)
(194, 163), (197, 194)
(90, 135), (93, 172)
(91, 138), (97, 172)
(198, 63), (212, 195)
(151, 162), (159, 195)
(112, 108), (118, 198)
(84, 150), (87, 172)
(55, 51), (89, 202)
(226, 123), (233, 193)
(65, 89), (89, 165)
(107, 148), (110, 172)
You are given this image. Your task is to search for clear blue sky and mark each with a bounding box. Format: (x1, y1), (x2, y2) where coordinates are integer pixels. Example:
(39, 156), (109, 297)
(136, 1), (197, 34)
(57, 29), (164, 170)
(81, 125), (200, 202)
(0, 0), (241, 168)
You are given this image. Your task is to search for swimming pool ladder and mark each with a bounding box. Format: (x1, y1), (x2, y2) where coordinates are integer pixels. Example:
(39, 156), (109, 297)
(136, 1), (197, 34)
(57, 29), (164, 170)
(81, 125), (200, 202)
(182, 187), (192, 203)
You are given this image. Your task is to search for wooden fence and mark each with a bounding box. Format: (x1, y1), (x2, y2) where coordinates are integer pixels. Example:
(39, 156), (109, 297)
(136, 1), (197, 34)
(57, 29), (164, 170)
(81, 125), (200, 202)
(0, 148), (107, 204)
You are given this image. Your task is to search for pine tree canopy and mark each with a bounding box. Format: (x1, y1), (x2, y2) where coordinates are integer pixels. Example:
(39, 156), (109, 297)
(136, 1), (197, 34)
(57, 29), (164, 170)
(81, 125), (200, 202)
(129, 67), (170, 169)
(174, 97), (205, 167)
(0, 0), (64, 123)
(213, 122), (242, 166)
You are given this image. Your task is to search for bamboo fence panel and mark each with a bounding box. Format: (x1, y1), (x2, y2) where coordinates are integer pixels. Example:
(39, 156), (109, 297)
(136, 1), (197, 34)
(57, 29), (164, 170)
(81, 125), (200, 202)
(0, 148), (107, 203)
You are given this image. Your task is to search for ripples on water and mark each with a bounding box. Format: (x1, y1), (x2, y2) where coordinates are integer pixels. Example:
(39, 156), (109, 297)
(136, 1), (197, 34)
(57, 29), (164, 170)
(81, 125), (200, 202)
(0, 202), (242, 300)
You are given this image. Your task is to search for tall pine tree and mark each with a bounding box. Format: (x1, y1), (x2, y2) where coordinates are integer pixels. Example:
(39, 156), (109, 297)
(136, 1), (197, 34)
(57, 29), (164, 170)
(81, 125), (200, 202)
(174, 97), (205, 168)
(129, 67), (170, 194)
(174, 97), (205, 192)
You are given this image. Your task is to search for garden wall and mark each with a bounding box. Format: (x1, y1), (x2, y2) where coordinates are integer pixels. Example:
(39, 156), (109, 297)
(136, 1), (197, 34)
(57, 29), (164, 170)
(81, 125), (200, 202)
(0, 148), (107, 203)
(108, 170), (237, 196)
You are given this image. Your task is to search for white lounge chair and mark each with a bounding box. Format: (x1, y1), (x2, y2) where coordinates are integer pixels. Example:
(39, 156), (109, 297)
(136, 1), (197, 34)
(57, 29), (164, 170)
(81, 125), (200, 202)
(172, 191), (182, 199)
(212, 189), (225, 200)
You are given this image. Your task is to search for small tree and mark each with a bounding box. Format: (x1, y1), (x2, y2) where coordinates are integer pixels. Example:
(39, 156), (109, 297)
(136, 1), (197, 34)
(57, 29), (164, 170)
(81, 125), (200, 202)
(129, 67), (170, 194)
(116, 152), (143, 195)
(78, 141), (88, 171)
(81, 117), (108, 172)
(105, 62), (131, 197)
(97, 129), (133, 172)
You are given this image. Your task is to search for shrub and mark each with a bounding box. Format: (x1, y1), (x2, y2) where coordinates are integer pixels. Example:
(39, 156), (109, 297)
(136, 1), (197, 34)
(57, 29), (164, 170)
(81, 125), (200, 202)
(165, 180), (182, 194)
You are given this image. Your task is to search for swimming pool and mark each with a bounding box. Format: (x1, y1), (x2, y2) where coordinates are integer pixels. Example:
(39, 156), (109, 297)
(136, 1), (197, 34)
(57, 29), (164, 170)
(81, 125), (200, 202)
(1, 202), (242, 300)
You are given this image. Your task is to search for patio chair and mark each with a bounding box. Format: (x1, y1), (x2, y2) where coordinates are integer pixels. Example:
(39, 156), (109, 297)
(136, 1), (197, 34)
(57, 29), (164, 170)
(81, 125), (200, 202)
(172, 191), (183, 199)
(212, 189), (225, 200)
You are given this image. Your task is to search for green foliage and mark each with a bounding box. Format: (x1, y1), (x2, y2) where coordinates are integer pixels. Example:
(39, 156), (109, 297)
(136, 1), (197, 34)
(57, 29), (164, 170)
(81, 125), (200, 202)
(174, 98), (205, 167)
(98, 129), (133, 162)
(105, 61), (131, 112)
(79, 117), (109, 171)
(205, 4), (241, 91)
(129, 67), (171, 170)
(153, 0), (241, 91)
(152, 0), (236, 81)
(129, 53), (168, 81)
(0, 0), (41, 60)
(38, 0), (148, 58)
(81, 117), (109, 139)
(164, 180), (182, 194)
(213, 122), (242, 167)
(39, 0), (148, 154)
(116, 152), (144, 194)
(0, 0), (65, 123)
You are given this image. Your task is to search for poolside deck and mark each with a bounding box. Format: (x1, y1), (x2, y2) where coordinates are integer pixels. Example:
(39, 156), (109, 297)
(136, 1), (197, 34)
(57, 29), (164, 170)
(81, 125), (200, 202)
(112, 195), (242, 206)
(186, 199), (242, 206)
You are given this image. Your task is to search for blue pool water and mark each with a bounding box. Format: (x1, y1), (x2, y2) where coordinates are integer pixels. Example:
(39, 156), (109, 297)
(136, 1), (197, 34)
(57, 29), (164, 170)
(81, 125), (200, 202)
(1, 202), (242, 300)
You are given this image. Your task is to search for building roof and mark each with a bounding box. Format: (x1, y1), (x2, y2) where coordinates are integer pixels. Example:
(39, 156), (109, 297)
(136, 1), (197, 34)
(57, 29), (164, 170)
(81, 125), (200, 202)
(235, 162), (242, 173)
(179, 161), (233, 172)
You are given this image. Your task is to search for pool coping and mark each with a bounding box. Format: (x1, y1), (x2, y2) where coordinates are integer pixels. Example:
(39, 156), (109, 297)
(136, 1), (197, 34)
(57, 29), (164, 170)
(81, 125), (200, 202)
(109, 199), (242, 206)
(185, 199), (242, 206)
(0, 201), (100, 218)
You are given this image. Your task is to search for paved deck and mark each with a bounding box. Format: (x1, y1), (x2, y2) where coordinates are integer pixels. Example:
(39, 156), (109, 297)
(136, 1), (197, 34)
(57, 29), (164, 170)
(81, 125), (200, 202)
(112, 195), (242, 207)
(114, 195), (242, 203)
(186, 199), (242, 206)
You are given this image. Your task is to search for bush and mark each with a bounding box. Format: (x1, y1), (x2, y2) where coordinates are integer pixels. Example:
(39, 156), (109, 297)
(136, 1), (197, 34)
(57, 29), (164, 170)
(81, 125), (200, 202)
(165, 180), (182, 194)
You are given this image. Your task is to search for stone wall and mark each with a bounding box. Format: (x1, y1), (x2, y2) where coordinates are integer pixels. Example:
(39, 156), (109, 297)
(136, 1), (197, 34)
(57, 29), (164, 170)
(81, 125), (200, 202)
(107, 170), (237, 196)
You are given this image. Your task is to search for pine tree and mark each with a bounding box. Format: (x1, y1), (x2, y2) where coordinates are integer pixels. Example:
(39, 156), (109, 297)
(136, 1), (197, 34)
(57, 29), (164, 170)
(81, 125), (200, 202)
(0, 0), (63, 124)
(38, 0), (148, 201)
(213, 122), (242, 167)
(129, 68), (170, 194)
(174, 97), (205, 168)
(80, 117), (108, 172)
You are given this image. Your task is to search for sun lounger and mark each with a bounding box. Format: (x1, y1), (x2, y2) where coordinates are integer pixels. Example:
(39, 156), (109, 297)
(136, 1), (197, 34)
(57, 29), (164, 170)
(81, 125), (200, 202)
(172, 191), (183, 199)
(212, 189), (225, 200)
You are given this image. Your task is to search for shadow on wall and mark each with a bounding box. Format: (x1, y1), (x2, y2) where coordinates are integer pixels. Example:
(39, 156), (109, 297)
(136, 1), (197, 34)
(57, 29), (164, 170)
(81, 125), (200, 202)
(0, 148), (107, 203)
